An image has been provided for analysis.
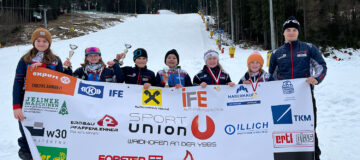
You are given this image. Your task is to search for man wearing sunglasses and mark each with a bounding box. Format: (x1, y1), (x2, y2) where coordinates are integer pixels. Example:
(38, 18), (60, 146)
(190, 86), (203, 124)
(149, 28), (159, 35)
(269, 16), (327, 160)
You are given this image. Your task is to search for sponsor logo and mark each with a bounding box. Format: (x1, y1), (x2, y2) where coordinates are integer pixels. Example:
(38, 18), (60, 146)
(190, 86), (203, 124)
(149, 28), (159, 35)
(271, 104), (293, 124)
(109, 89), (123, 98)
(97, 115), (118, 127)
(98, 155), (163, 160)
(282, 81), (294, 94)
(129, 113), (186, 136)
(182, 88), (207, 108)
(58, 101), (69, 115)
(294, 115), (312, 122)
(60, 76), (71, 84)
(236, 86), (248, 93)
(25, 122), (68, 145)
(225, 122), (269, 135)
(183, 150), (194, 160)
(227, 85), (261, 106)
(33, 71), (59, 80)
(182, 88), (222, 112)
(128, 113), (216, 147)
(37, 146), (67, 160)
(23, 97), (60, 113)
(78, 82), (104, 98)
(23, 97), (68, 115)
(46, 129), (67, 139)
(191, 115), (215, 140)
(273, 131), (315, 148)
(25, 122), (45, 136)
(142, 89), (162, 106)
(70, 115), (119, 134)
(26, 67), (76, 96)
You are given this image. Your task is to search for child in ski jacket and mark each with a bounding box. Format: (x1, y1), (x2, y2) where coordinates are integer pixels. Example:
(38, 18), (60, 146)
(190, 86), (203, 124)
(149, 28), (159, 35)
(13, 28), (64, 160)
(193, 50), (235, 88)
(239, 51), (271, 84)
(64, 47), (124, 82)
(155, 49), (192, 88)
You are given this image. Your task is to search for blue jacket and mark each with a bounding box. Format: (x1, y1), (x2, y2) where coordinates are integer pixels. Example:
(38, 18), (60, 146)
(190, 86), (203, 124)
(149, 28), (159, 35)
(155, 66), (192, 87)
(65, 62), (124, 83)
(121, 65), (156, 85)
(193, 65), (232, 85)
(13, 57), (64, 109)
(269, 40), (327, 84)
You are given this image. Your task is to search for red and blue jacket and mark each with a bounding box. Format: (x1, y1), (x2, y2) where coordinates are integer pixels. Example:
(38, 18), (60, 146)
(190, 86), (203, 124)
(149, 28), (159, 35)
(269, 40), (327, 84)
(12, 57), (64, 110)
(155, 66), (192, 87)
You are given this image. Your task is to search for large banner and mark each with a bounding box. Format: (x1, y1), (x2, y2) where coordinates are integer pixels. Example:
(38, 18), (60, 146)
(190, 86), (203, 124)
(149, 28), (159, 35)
(22, 67), (315, 160)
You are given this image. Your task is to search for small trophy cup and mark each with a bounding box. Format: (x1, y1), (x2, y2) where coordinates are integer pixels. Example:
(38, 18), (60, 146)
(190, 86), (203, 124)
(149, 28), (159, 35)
(163, 67), (169, 88)
(119, 44), (132, 66)
(64, 44), (78, 69)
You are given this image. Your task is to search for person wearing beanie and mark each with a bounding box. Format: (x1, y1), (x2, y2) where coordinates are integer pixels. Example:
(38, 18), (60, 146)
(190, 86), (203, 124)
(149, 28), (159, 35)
(193, 49), (235, 88)
(116, 48), (155, 89)
(63, 47), (124, 82)
(155, 49), (192, 88)
(12, 27), (65, 160)
(269, 16), (327, 160)
(238, 51), (271, 84)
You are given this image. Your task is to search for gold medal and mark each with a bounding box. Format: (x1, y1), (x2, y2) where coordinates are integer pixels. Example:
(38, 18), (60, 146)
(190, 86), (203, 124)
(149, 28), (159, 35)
(252, 92), (258, 98)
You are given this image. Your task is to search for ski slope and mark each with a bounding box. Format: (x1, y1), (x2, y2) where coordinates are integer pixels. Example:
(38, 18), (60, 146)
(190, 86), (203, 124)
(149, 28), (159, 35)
(0, 10), (359, 160)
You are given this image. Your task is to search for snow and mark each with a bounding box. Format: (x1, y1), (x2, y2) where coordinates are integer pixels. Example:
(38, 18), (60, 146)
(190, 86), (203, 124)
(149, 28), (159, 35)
(158, 10), (177, 14)
(0, 10), (359, 160)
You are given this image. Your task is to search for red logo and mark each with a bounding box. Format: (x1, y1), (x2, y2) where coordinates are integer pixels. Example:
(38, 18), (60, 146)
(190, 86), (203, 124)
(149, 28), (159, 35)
(97, 115), (118, 127)
(183, 150), (194, 160)
(273, 131), (314, 148)
(191, 115), (215, 140)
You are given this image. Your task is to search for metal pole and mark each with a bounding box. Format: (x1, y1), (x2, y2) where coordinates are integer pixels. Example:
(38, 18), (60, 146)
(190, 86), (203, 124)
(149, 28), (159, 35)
(231, 0), (234, 42)
(135, 0), (137, 13)
(216, 0), (219, 31)
(205, 0), (207, 15)
(269, 0), (276, 50)
(216, 0), (221, 45)
(43, 8), (47, 28)
(117, 0), (120, 13)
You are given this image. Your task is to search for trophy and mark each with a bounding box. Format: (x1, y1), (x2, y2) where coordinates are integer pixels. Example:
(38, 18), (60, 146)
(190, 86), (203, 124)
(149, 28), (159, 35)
(163, 67), (169, 88)
(64, 44), (78, 69)
(119, 44), (132, 66)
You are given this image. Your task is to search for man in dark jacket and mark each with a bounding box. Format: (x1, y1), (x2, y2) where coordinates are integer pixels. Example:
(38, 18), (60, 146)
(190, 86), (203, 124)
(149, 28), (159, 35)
(269, 16), (327, 160)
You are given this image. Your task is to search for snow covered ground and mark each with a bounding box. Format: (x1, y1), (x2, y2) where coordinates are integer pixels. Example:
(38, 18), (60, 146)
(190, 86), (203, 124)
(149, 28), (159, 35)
(0, 10), (359, 159)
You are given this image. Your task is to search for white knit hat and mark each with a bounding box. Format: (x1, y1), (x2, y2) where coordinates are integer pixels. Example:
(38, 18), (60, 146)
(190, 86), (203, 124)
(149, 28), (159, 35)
(204, 50), (219, 62)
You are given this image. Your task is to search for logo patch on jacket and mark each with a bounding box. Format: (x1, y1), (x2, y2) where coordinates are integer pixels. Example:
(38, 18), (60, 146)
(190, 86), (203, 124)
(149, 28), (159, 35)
(127, 73), (136, 77)
(278, 54), (286, 60)
(297, 51), (307, 57)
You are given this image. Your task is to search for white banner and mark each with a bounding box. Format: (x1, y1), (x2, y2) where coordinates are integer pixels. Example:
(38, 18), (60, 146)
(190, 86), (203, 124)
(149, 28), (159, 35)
(22, 68), (315, 160)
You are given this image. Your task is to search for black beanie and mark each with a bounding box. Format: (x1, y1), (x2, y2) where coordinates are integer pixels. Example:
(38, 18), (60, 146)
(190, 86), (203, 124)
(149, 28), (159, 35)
(133, 48), (148, 61)
(164, 49), (179, 65)
(282, 16), (301, 33)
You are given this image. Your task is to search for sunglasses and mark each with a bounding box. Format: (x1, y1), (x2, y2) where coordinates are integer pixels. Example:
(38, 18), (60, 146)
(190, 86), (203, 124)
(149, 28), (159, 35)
(85, 47), (101, 54)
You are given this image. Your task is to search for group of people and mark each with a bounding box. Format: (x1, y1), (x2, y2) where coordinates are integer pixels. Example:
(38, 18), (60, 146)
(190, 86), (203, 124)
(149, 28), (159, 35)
(12, 16), (326, 160)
